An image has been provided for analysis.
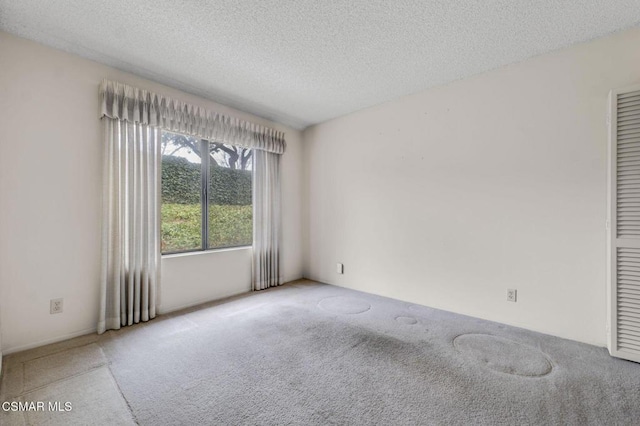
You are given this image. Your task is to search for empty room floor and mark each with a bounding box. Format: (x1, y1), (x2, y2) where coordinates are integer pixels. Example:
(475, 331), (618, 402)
(1, 280), (639, 425)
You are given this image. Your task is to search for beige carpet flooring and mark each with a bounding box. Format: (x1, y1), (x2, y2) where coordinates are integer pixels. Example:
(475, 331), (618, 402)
(1, 279), (639, 425)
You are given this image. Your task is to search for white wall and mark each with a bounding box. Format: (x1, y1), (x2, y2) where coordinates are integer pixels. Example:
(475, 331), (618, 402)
(303, 27), (640, 346)
(0, 32), (303, 354)
(161, 248), (252, 313)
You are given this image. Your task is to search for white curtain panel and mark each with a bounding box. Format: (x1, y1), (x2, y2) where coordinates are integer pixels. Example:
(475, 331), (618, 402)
(98, 117), (160, 334)
(253, 149), (282, 290)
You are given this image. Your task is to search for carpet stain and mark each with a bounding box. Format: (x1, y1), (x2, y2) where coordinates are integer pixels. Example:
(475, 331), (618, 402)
(395, 316), (418, 325)
(317, 296), (371, 314)
(453, 334), (553, 377)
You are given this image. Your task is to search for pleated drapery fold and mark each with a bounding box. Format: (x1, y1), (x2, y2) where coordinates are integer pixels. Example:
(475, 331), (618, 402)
(98, 118), (160, 333)
(100, 80), (286, 154)
(252, 150), (282, 290)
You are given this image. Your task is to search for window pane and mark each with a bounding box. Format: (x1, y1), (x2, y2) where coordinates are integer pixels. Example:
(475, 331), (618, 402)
(208, 143), (252, 249)
(161, 132), (202, 253)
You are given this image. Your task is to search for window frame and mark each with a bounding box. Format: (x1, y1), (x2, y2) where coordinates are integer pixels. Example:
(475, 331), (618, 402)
(161, 135), (253, 255)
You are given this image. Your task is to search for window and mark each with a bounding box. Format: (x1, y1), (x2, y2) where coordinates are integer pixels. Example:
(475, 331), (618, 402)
(161, 131), (252, 254)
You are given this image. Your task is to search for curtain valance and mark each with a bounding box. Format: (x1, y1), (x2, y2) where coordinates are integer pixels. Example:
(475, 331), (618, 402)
(99, 80), (286, 154)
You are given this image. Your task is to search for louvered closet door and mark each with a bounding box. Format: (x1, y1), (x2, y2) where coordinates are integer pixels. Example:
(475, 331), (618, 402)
(609, 85), (640, 363)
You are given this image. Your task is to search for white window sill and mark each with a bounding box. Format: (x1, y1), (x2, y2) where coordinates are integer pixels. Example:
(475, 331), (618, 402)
(162, 246), (252, 259)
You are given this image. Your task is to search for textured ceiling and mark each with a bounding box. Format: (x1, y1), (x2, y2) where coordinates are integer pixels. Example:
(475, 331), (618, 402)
(1, 1), (640, 130)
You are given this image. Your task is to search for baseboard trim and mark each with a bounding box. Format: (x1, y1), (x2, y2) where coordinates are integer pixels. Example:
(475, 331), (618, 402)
(158, 289), (251, 315)
(283, 275), (304, 285)
(158, 276), (305, 315)
(3, 327), (97, 356)
(2, 277), (307, 357)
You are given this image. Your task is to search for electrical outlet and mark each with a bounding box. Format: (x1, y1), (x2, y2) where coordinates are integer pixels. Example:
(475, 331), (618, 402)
(337, 263), (344, 274)
(50, 298), (63, 314)
(507, 289), (517, 303)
